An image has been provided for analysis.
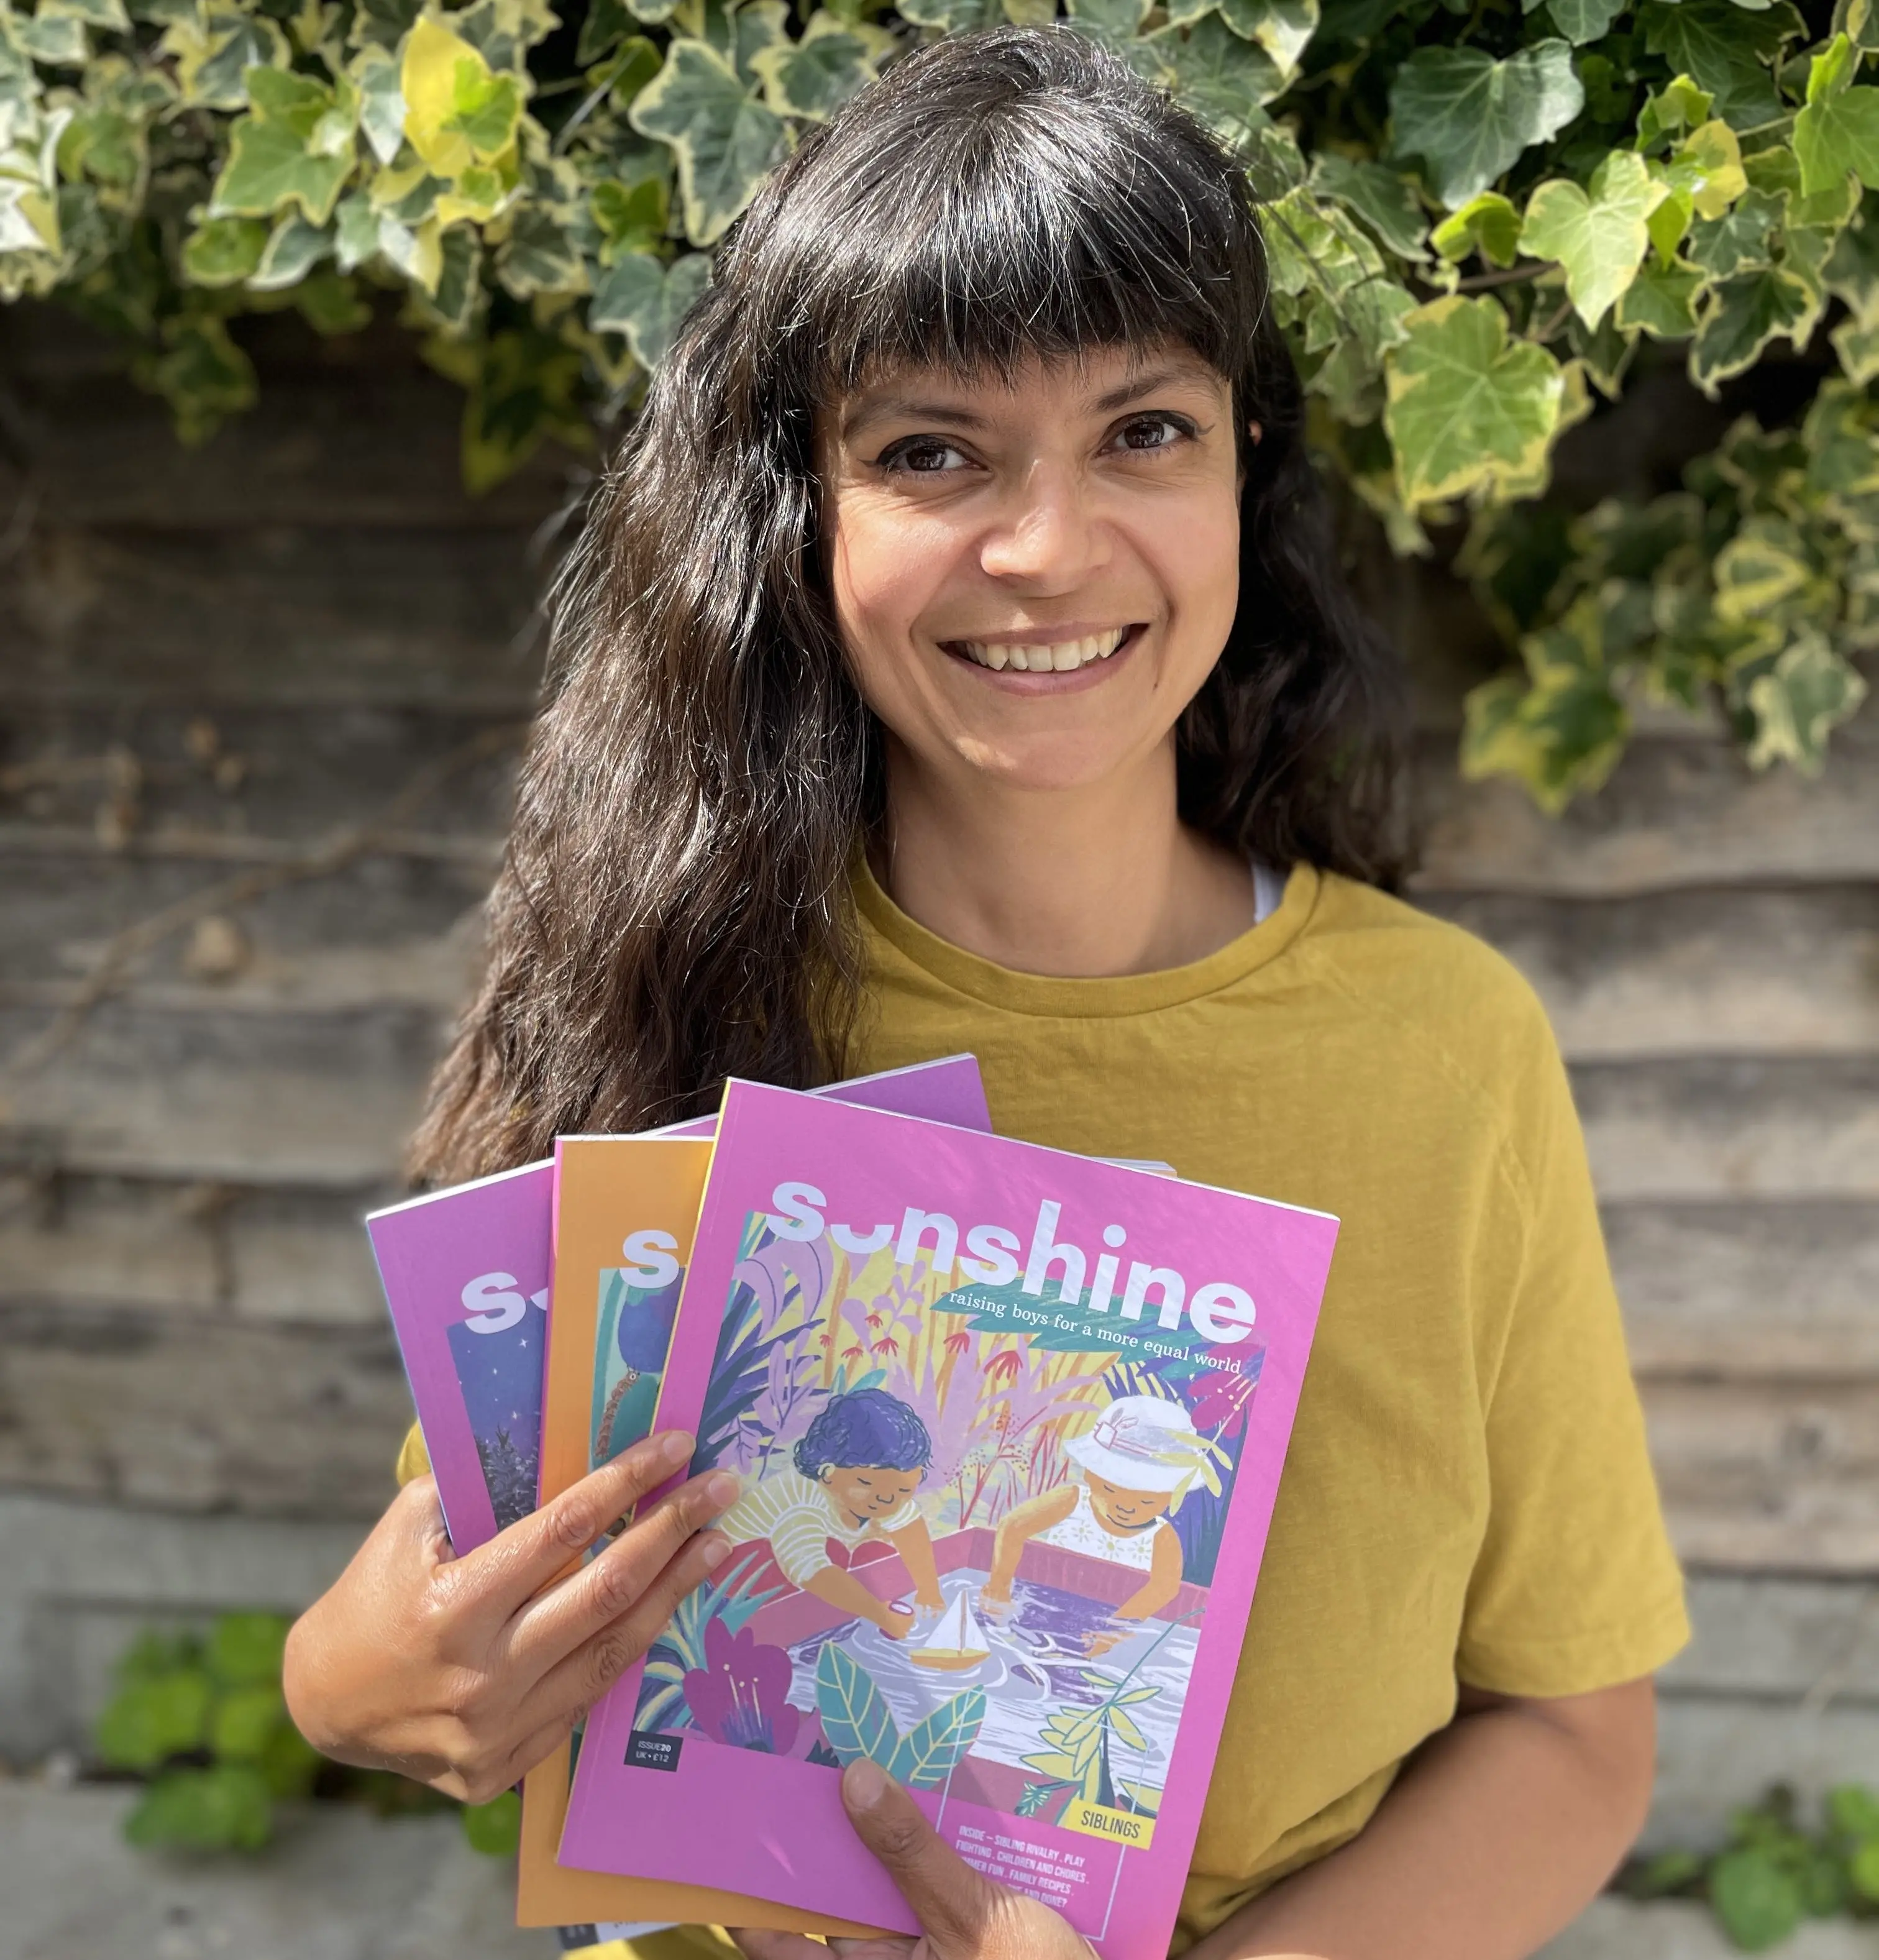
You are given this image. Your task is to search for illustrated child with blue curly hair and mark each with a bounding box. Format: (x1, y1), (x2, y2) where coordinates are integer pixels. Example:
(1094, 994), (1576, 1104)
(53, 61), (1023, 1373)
(718, 1387), (946, 1639)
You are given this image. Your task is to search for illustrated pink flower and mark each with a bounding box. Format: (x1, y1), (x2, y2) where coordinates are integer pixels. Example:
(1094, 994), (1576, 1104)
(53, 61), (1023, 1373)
(1187, 1367), (1259, 1439)
(682, 1618), (801, 1754)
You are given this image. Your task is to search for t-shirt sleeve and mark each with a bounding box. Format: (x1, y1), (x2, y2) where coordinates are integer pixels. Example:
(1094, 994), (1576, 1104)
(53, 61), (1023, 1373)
(879, 1498), (924, 1535)
(768, 1495), (839, 1587)
(1456, 1017), (1691, 1697)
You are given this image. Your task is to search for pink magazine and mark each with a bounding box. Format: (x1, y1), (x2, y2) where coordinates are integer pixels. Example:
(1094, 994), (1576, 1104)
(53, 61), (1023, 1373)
(366, 1056), (992, 1554)
(560, 1081), (1340, 1958)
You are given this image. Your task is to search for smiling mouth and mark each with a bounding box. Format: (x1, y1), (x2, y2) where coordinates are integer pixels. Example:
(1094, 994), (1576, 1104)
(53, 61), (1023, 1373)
(943, 625), (1138, 674)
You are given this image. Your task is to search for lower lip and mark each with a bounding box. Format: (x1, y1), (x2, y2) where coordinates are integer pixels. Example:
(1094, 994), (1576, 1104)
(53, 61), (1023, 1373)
(941, 625), (1145, 694)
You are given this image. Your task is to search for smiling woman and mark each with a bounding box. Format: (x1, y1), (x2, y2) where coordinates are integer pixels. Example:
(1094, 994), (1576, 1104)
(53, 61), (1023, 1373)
(283, 27), (1689, 1960)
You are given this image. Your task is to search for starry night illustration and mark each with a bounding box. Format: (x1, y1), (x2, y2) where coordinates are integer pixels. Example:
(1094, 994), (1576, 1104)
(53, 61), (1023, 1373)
(447, 1310), (544, 1529)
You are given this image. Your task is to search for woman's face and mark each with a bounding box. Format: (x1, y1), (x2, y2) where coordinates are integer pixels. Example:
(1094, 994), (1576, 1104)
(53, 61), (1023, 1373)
(819, 346), (1243, 795)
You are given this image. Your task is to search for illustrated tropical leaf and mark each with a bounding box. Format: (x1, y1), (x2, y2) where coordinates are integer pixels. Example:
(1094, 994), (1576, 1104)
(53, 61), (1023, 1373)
(885, 1688), (987, 1790)
(1637, 0), (1802, 132)
(1614, 254), (1706, 336)
(1384, 296), (1565, 505)
(929, 1275), (1122, 1353)
(588, 246), (709, 366)
(631, 37), (785, 245)
(1794, 35), (1879, 197)
(1388, 39), (1583, 209)
(751, 14), (887, 122)
(1309, 152), (1428, 259)
(1689, 265), (1814, 391)
(815, 1641), (901, 1770)
(1521, 150), (1666, 329)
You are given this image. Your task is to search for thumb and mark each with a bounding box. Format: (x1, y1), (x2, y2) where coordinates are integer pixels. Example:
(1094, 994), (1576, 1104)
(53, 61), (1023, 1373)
(841, 1757), (1000, 1953)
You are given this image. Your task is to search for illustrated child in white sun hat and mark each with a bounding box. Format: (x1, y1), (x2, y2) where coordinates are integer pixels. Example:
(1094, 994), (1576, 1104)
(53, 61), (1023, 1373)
(984, 1394), (1222, 1624)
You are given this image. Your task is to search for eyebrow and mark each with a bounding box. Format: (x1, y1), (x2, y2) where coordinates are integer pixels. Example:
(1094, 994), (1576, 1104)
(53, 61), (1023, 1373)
(839, 360), (1220, 441)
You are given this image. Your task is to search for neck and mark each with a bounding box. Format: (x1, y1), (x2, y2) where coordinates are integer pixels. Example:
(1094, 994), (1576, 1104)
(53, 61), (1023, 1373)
(874, 737), (1259, 978)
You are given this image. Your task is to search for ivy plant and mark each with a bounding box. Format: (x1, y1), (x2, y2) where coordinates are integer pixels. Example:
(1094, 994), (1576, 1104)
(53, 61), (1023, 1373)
(90, 1611), (517, 1854)
(4, 0), (1875, 803)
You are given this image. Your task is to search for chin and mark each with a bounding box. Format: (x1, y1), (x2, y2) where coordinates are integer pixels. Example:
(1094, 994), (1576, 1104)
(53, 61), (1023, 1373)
(953, 733), (1138, 794)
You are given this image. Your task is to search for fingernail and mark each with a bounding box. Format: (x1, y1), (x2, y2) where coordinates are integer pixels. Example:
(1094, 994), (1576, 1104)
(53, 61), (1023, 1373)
(844, 1756), (888, 1809)
(661, 1431), (695, 1465)
(705, 1472), (740, 1508)
(701, 1532), (729, 1569)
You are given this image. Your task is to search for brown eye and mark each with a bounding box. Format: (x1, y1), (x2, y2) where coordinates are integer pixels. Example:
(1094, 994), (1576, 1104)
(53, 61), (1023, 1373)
(880, 436), (968, 474)
(1112, 414), (1189, 453)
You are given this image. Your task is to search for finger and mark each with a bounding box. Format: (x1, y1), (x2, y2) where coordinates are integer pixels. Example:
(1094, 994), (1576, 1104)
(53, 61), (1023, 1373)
(505, 1468), (741, 1673)
(513, 1529), (731, 1734)
(383, 1472), (455, 1565)
(841, 1757), (1001, 1951)
(463, 1431), (698, 1611)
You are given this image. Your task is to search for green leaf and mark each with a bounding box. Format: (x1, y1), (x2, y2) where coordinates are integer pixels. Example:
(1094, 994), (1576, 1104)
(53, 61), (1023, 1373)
(461, 1789), (522, 1855)
(1543, 0), (1624, 47)
(452, 326), (590, 492)
(1616, 254), (1706, 334)
(94, 1669), (214, 1769)
(1141, 15), (1285, 147)
(160, 10), (291, 111)
(210, 70), (355, 227)
(15, 11), (91, 63)
(1310, 152), (1429, 259)
(1215, 0), (1318, 81)
(249, 211), (332, 288)
(885, 1688), (987, 1790)
(209, 1683), (289, 1760)
(1744, 630), (1869, 771)
(182, 213), (269, 285)
(348, 49), (405, 168)
(1431, 190), (1522, 266)
(1521, 150), (1667, 329)
(1709, 1844), (1807, 1949)
(591, 173), (668, 259)
(1384, 295), (1565, 504)
(1389, 39), (1583, 209)
(588, 246), (708, 366)
(1639, 0), (1802, 132)
(1688, 185), (1783, 277)
(1637, 73), (1716, 151)
(815, 1641), (902, 1769)
(751, 15), (885, 122)
(1461, 643), (1629, 813)
(207, 1613), (290, 1689)
(496, 203), (584, 297)
(577, 0), (634, 64)
(402, 18), (517, 180)
(1794, 35), (1879, 196)
(1849, 1838), (1879, 1900)
(124, 1765), (273, 1851)
(1826, 1784), (1879, 1843)
(630, 38), (785, 245)
(1690, 265), (1813, 389)
(1064, 0), (1154, 45)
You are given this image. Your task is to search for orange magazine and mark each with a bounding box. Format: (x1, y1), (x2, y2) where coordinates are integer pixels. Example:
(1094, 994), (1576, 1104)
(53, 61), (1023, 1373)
(519, 1133), (880, 1938)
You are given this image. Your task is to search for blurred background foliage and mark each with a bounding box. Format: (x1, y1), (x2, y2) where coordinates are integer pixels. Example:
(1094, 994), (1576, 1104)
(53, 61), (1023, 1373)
(2, 0), (1874, 803)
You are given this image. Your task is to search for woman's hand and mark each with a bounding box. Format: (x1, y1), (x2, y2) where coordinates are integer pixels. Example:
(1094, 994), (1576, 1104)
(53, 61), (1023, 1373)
(281, 1430), (737, 1803)
(731, 1759), (1095, 1960)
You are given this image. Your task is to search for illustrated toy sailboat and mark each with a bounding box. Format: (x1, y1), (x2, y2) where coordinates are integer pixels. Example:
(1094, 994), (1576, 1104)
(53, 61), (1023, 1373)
(909, 1589), (992, 1672)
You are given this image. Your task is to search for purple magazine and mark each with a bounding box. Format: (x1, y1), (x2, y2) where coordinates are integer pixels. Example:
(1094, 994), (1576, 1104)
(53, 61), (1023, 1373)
(367, 1056), (993, 1554)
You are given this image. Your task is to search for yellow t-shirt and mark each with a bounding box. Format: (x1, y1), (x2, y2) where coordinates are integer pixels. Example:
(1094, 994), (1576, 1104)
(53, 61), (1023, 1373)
(404, 861), (1688, 1955)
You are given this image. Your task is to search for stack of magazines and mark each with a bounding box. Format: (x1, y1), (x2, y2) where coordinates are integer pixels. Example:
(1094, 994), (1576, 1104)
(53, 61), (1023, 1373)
(369, 1055), (1339, 1959)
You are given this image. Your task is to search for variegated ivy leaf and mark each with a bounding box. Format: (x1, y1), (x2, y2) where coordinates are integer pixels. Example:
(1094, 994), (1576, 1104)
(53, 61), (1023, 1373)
(346, 0), (421, 52)
(591, 172), (667, 259)
(12, 11), (89, 65)
(1530, 0), (1624, 48)
(589, 244), (710, 365)
(577, 0), (634, 65)
(751, 14), (889, 123)
(1140, 14), (1284, 149)
(897, 0), (1000, 28)
(0, 103), (68, 256)
(247, 210), (329, 289)
(1637, 0), (1803, 133)
(1430, 191), (1521, 267)
(1687, 184), (1783, 278)
(332, 186), (379, 268)
(1063, 0), (1153, 50)
(452, 0), (557, 75)
(427, 222), (483, 331)
(495, 202), (585, 296)
(181, 211), (268, 283)
(1833, 310), (1879, 376)
(347, 47), (405, 168)
(1384, 295), (1565, 505)
(160, 10), (291, 111)
(1742, 628), (1869, 771)
(1689, 264), (1814, 391)
(1615, 254), (1707, 336)
(1712, 514), (1811, 621)
(134, 311), (257, 445)
(1389, 39), (1582, 209)
(209, 66), (357, 227)
(629, 37), (785, 245)
(1635, 73), (1716, 152)
(1309, 152), (1428, 260)
(1521, 150), (1666, 331)
(1214, 0), (1319, 83)
(402, 18), (524, 180)
(42, 0), (130, 32)
(1794, 34), (1879, 197)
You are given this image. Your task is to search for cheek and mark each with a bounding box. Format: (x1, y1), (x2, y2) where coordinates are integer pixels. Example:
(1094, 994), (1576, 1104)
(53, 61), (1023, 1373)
(827, 498), (951, 679)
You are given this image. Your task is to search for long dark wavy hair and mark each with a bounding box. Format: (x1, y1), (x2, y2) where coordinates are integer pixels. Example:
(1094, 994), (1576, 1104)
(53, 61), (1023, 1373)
(411, 25), (1408, 1184)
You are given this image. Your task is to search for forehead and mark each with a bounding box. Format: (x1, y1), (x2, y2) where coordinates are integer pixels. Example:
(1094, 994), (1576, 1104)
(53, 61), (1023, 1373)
(831, 344), (1230, 438)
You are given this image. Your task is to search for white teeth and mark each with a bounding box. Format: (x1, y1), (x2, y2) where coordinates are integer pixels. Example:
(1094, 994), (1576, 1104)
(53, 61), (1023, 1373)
(956, 628), (1129, 673)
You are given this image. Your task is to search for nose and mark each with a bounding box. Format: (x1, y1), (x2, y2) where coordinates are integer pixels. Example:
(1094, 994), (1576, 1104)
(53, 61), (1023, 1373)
(978, 460), (1108, 592)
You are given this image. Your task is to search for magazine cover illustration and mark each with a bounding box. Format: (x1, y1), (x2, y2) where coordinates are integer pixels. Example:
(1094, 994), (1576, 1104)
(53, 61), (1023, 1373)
(562, 1083), (1339, 1958)
(516, 1055), (992, 1936)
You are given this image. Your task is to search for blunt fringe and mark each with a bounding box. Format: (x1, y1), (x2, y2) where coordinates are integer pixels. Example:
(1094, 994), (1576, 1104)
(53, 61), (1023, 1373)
(411, 25), (1409, 1184)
